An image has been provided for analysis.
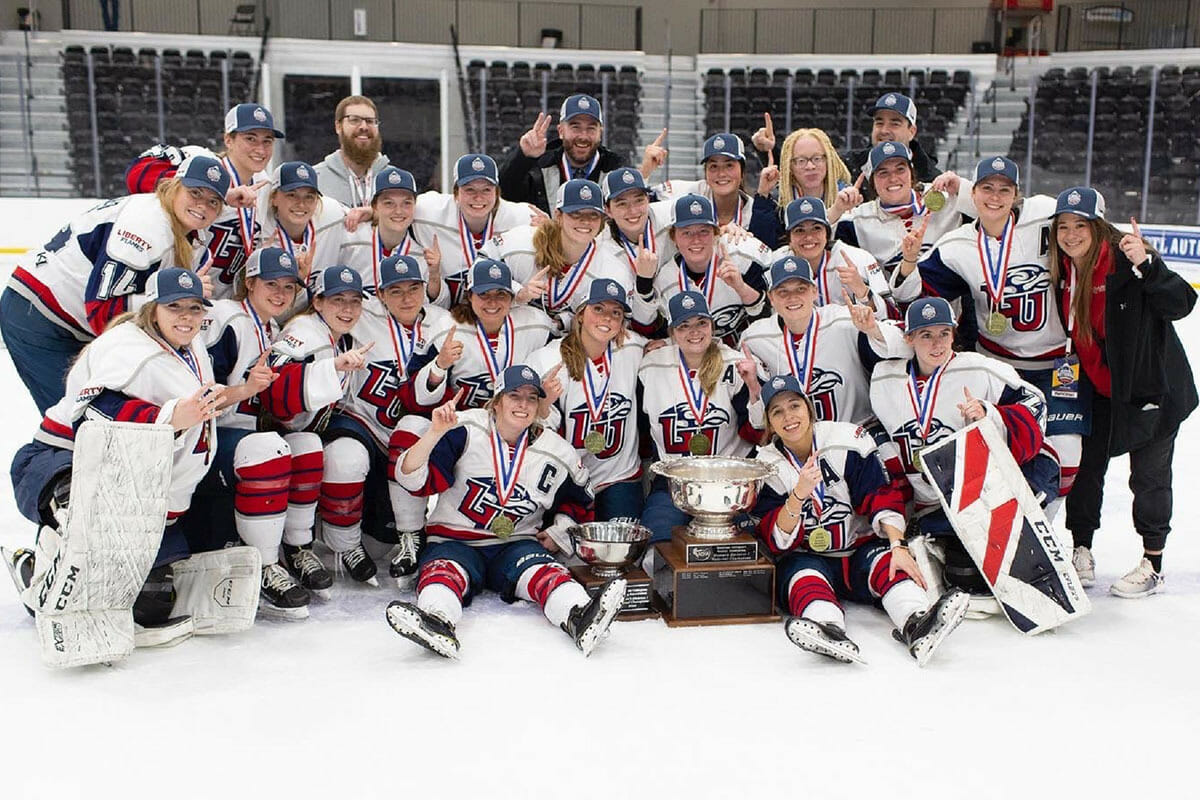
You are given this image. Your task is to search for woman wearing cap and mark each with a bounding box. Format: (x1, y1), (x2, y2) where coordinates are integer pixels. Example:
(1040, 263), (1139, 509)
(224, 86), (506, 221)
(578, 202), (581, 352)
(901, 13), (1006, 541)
(638, 291), (764, 543)
(385, 364), (626, 659)
(1049, 188), (1197, 598)
(9, 267), (232, 629)
(892, 156), (1081, 510)
(2, 155), (230, 412)
(411, 154), (541, 308)
(652, 194), (772, 347)
(340, 166), (445, 305)
(269, 266), (377, 584)
(482, 178), (629, 328)
(769, 196), (894, 320)
(740, 255), (908, 426)
(414, 258), (555, 414)
(869, 297), (1055, 614)
(526, 277), (647, 521)
(751, 374), (968, 665)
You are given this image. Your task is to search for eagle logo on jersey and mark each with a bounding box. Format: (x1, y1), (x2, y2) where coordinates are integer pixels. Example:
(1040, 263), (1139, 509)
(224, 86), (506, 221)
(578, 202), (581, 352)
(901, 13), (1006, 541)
(894, 417), (954, 472)
(800, 495), (854, 550)
(455, 373), (495, 408)
(710, 304), (747, 342)
(206, 222), (252, 286)
(567, 393), (633, 458)
(806, 367), (844, 421)
(459, 477), (539, 529)
(659, 403), (731, 455)
(445, 271), (468, 306)
(987, 263), (1050, 333)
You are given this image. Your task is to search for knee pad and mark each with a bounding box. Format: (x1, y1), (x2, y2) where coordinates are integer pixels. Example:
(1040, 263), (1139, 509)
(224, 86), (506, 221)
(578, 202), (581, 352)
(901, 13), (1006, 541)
(943, 539), (990, 594)
(233, 431), (291, 470)
(322, 437), (370, 483)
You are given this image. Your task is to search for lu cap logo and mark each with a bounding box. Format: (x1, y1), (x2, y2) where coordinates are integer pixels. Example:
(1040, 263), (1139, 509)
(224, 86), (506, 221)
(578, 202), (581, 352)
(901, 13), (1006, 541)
(772, 377), (785, 389)
(606, 282), (620, 296)
(992, 157), (1005, 170)
(579, 186), (593, 200)
(280, 254), (292, 268)
(713, 136), (725, 149)
(388, 171), (401, 184)
(488, 265), (502, 279)
(799, 200), (813, 213)
(681, 295), (695, 309)
(885, 94), (898, 106)
(882, 143), (896, 155)
(622, 171), (635, 184)
(689, 201), (702, 216)
(296, 165), (310, 179)
(471, 157), (485, 172)
(578, 98), (590, 109)
(521, 367), (534, 379)
(784, 260), (797, 272)
(340, 269), (354, 283)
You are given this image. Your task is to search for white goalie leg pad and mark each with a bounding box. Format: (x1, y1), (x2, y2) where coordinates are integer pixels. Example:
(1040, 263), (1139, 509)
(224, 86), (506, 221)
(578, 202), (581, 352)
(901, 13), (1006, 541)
(170, 546), (262, 635)
(283, 432), (323, 546)
(31, 420), (173, 669)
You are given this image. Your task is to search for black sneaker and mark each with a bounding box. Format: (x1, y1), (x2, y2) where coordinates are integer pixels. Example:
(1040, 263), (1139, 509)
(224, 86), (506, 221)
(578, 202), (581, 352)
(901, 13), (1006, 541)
(385, 600), (460, 658)
(258, 563), (310, 620)
(283, 544), (333, 591)
(785, 617), (865, 664)
(339, 543), (378, 585)
(2, 547), (35, 618)
(894, 588), (970, 667)
(387, 530), (423, 579)
(562, 578), (626, 657)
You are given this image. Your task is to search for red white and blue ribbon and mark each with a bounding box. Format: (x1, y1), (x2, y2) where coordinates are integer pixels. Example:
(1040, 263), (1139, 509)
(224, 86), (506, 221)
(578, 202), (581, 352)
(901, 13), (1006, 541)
(221, 157), (256, 259)
(490, 426), (529, 507)
(561, 150), (600, 182)
(676, 349), (709, 428)
(388, 314), (420, 377)
(275, 220), (314, 260)
(880, 189), (927, 220)
(457, 212), (493, 267)
(618, 220), (656, 274)
(371, 228), (415, 292)
(547, 242), (596, 311)
(977, 214), (1015, 314)
(676, 251), (720, 307)
(582, 344), (612, 426)
(784, 311), (819, 390)
(241, 299), (271, 355)
(475, 316), (514, 386)
(907, 352), (953, 439)
(813, 251), (833, 306)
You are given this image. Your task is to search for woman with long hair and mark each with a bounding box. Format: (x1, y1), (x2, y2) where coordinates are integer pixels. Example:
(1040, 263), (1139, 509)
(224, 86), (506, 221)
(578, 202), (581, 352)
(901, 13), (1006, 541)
(1049, 187), (1197, 598)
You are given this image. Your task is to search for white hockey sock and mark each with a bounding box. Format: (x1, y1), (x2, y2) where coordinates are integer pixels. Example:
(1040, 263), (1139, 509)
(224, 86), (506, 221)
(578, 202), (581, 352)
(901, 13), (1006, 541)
(282, 524), (314, 547)
(540, 582), (591, 628)
(801, 599), (846, 627)
(234, 514), (285, 565)
(321, 522), (362, 554)
(881, 580), (929, 630)
(417, 583), (464, 627)
(388, 480), (428, 533)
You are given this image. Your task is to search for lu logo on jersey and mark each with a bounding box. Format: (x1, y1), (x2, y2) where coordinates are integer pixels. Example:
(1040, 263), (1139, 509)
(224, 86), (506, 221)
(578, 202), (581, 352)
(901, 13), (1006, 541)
(459, 477), (539, 529)
(984, 263), (1051, 333)
(658, 403), (731, 455)
(566, 393), (632, 458)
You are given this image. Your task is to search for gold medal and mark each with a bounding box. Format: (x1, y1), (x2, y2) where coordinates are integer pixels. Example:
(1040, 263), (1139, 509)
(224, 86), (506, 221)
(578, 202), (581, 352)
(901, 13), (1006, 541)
(808, 526), (832, 552)
(490, 516), (515, 539)
(985, 311), (1008, 336)
(688, 433), (712, 456)
(923, 189), (946, 212)
(912, 448), (924, 473)
(584, 430), (606, 455)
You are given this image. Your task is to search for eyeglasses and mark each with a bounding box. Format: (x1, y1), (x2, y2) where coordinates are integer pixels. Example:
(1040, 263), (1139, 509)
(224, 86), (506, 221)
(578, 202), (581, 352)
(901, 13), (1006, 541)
(340, 114), (380, 127)
(789, 155), (827, 168)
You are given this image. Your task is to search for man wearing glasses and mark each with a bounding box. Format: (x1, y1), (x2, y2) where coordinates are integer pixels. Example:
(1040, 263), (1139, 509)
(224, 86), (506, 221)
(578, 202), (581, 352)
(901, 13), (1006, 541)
(315, 95), (392, 208)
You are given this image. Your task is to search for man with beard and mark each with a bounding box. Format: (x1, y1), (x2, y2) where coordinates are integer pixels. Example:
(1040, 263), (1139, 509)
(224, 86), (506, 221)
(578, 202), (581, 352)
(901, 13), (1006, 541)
(315, 95), (391, 208)
(499, 94), (628, 215)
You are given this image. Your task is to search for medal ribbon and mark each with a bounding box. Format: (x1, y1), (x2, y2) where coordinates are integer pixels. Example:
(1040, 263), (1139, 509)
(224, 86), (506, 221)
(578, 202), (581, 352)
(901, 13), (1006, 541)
(241, 299), (271, 355)
(676, 349), (709, 428)
(221, 157), (256, 259)
(676, 251), (719, 307)
(907, 353), (952, 439)
(475, 317), (514, 385)
(457, 212), (493, 268)
(783, 311), (819, 390)
(560, 150), (600, 182)
(388, 314), (420, 377)
(370, 229), (415, 293)
(582, 344), (612, 427)
(814, 251), (832, 306)
(977, 214), (1015, 313)
(880, 190), (927, 220)
(275, 220), (314, 260)
(490, 426), (529, 507)
(618, 220), (655, 274)
(547, 242), (596, 311)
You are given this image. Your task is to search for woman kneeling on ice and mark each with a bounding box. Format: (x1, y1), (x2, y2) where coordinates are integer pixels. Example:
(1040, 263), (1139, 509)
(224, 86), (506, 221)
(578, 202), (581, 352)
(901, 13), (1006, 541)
(752, 374), (968, 665)
(386, 365), (625, 658)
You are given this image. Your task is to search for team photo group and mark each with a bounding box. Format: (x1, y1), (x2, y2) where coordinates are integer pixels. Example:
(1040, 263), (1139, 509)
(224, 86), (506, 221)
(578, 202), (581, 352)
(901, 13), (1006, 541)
(1, 82), (1195, 669)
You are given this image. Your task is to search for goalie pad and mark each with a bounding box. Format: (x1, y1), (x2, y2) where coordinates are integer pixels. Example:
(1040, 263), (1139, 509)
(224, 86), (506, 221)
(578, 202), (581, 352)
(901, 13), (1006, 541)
(919, 421), (1091, 635)
(170, 546), (261, 635)
(28, 421), (173, 668)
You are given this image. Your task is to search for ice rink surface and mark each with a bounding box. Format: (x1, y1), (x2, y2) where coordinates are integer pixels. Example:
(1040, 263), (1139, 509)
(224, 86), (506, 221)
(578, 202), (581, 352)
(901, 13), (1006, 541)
(0, 243), (1197, 799)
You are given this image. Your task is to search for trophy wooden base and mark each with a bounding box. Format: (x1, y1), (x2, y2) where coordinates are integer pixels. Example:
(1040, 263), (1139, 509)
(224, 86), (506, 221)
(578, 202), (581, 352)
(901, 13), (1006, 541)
(672, 528), (759, 565)
(569, 565), (659, 620)
(652, 542), (779, 627)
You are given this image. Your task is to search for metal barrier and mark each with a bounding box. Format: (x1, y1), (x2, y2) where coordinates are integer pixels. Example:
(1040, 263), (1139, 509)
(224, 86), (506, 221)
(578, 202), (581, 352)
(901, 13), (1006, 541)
(1055, 0), (1198, 51)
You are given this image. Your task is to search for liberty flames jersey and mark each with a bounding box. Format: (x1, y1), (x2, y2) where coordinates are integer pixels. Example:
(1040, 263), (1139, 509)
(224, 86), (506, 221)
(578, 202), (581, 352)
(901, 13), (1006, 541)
(396, 409), (593, 546)
(254, 195), (352, 311)
(526, 334), (646, 490)
(768, 240), (894, 319)
(835, 182), (975, 274)
(338, 225), (445, 307)
(271, 313), (354, 432)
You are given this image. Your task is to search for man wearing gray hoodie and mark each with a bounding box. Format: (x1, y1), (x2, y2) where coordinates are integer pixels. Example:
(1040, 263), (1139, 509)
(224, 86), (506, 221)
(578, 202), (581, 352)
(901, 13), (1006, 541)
(315, 94), (391, 208)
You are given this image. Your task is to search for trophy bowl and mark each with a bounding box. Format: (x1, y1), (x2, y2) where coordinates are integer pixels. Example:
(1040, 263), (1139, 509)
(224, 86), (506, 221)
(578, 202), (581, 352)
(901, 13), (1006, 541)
(650, 456), (776, 541)
(568, 520), (653, 579)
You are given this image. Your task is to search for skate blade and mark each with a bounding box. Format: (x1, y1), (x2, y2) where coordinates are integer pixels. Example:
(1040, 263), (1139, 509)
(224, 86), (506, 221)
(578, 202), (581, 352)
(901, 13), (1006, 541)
(913, 592), (970, 668)
(361, 575), (381, 588)
(309, 587), (333, 602)
(385, 603), (458, 659)
(393, 573), (417, 592)
(785, 619), (866, 665)
(257, 598), (310, 621)
(577, 579), (626, 658)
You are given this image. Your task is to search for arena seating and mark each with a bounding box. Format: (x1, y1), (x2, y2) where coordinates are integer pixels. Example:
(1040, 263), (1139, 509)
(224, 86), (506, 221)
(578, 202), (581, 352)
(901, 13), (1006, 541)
(701, 67), (972, 163)
(1008, 64), (1200, 224)
(61, 44), (255, 197)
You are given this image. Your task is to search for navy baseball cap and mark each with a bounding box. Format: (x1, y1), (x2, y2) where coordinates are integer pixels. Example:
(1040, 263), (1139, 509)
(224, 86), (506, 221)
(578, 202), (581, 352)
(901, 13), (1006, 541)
(378, 254), (425, 289)
(602, 167), (648, 202)
(374, 167), (417, 196)
(580, 277), (631, 313)
(555, 179), (604, 214)
(146, 267), (211, 307)
(454, 154), (499, 187)
(975, 155), (1020, 186)
(177, 154), (231, 199)
(761, 374), (807, 410)
(312, 265), (365, 298)
(224, 103), (285, 138)
(871, 92), (918, 126)
(701, 133), (745, 163)
(905, 297), (956, 332)
(469, 259), (513, 295)
(783, 197), (831, 233)
(1054, 186), (1105, 220)
(769, 255), (816, 289)
(560, 94), (603, 125)
(672, 194), (717, 228)
(245, 247), (301, 282)
(668, 291), (713, 327)
(496, 364), (546, 397)
(273, 161), (320, 193)
(864, 141), (913, 178)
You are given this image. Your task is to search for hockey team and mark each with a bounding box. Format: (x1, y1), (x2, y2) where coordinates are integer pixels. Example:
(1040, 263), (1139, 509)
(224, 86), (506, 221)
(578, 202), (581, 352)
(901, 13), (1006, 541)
(2, 87), (1195, 669)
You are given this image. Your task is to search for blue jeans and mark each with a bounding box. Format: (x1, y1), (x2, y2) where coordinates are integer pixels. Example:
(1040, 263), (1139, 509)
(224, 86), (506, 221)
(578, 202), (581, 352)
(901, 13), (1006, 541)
(594, 479), (645, 522)
(0, 288), (86, 413)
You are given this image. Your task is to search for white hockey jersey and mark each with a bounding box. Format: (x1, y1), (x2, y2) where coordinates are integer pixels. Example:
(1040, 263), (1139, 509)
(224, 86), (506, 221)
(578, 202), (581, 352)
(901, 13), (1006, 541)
(204, 154), (269, 299)
(271, 313), (355, 433)
(653, 179), (755, 231)
(396, 408), (593, 547)
(596, 199), (677, 272)
(768, 240), (894, 319)
(834, 182), (975, 274)
(337, 224), (446, 308)
(257, 194), (350, 286)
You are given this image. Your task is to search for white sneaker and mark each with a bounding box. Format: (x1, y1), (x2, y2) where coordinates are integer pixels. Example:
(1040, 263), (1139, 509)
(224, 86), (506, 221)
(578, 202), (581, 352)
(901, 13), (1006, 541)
(1072, 546), (1096, 587)
(1110, 558), (1163, 598)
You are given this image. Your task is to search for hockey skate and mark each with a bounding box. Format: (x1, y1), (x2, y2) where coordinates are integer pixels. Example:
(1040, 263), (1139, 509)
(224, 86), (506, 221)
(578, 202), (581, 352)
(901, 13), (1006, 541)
(894, 588), (970, 667)
(283, 544), (333, 599)
(2, 546), (35, 618)
(258, 563), (310, 620)
(1072, 546), (1095, 587)
(562, 577), (627, 657)
(785, 617), (866, 664)
(338, 543), (379, 586)
(387, 530), (423, 587)
(385, 601), (460, 659)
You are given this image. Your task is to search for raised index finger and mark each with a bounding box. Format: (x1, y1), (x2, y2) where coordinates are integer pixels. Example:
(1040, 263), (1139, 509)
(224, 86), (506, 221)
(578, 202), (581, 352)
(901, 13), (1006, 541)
(919, 213), (930, 235)
(652, 128), (668, 148)
(854, 172), (865, 190)
(764, 112), (774, 136)
(1130, 216), (1142, 239)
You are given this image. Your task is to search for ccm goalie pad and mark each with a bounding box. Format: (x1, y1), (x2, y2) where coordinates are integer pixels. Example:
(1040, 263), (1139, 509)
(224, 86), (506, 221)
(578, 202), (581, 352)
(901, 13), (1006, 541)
(919, 421), (1091, 634)
(169, 546), (261, 635)
(28, 421), (173, 668)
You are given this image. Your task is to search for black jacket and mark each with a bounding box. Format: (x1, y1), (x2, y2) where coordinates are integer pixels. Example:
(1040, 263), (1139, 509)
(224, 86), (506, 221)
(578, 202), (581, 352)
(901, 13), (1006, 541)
(1063, 249), (1198, 456)
(498, 142), (627, 214)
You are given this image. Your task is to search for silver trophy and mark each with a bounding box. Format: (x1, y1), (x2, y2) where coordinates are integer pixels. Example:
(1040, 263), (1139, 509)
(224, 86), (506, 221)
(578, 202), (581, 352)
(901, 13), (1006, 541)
(650, 456), (775, 541)
(568, 519), (653, 578)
